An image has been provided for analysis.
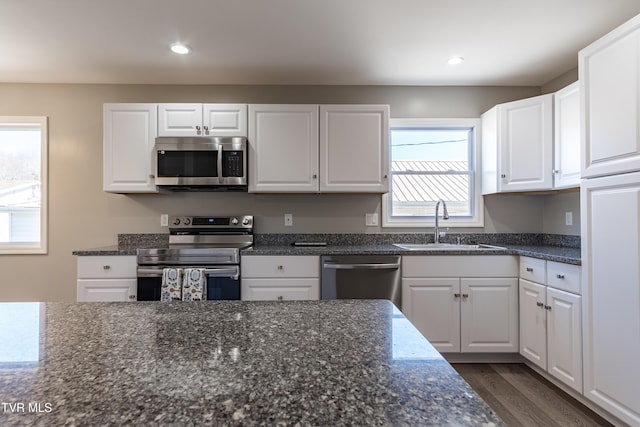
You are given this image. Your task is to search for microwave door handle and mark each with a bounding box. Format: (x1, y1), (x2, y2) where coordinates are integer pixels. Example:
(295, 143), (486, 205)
(217, 144), (223, 184)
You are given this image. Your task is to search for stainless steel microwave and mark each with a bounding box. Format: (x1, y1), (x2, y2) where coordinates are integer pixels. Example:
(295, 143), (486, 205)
(154, 136), (247, 190)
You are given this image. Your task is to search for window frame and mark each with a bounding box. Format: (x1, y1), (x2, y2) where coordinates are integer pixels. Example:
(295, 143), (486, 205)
(382, 118), (484, 228)
(0, 116), (48, 254)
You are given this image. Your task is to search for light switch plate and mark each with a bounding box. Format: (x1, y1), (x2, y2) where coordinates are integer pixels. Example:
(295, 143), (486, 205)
(565, 211), (573, 226)
(365, 213), (378, 226)
(284, 213), (293, 227)
(160, 214), (169, 227)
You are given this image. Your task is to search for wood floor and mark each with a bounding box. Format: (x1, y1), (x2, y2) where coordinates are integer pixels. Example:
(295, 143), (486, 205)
(451, 363), (613, 427)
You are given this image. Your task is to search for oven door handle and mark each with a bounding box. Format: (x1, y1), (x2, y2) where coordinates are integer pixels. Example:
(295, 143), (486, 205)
(137, 266), (239, 279)
(217, 144), (224, 184)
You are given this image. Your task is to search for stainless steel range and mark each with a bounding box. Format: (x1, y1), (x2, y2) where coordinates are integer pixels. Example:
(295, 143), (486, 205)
(136, 215), (253, 301)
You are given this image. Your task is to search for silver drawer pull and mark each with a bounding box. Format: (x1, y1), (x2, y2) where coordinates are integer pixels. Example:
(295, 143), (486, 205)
(277, 265), (284, 270)
(103, 265), (111, 270)
(536, 302), (544, 308)
(526, 267), (533, 272)
(462, 293), (469, 298)
(454, 293), (461, 298)
(556, 274), (565, 279)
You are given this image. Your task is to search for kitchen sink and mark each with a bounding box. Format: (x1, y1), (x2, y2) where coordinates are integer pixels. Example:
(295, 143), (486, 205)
(392, 243), (507, 251)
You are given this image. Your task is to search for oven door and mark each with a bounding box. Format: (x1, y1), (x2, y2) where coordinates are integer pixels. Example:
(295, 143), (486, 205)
(136, 265), (241, 301)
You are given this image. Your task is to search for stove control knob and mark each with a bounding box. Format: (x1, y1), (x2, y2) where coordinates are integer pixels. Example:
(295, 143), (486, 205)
(184, 218), (191, 225)
(231, 217), (239, 225)
(242, 217), (250, 225)
(173, 218), (181, 226)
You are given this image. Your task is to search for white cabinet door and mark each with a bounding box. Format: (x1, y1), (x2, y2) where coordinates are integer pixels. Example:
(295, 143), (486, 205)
(553, 82), (581, 188)
(581, 171), (640, 425)
(241, 278), (319, 301)
(319, 105), (389, 193)
(402, 278), (460, 353)
(157, 103), (203, 136)
(77, 279), (137, 302)
(499, 94), (554, 192)
(461, 278), (519, 353)
(519, 279), (547, 369)
(580, 16), (640, 178)
(103, 103), (158, 193)
(203, 104), (247, 137)
(248, 104), (319, 192)
(547, 287), (582, 393)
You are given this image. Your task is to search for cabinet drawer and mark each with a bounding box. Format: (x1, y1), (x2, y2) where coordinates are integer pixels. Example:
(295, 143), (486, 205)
(519, 256), (546, 284)
(77, 279), (137, 302)
(241, 256), (319, 278)
(241, 278), (320, 301)
(546, 261), (581, 294)
(77, 256), (137, 279)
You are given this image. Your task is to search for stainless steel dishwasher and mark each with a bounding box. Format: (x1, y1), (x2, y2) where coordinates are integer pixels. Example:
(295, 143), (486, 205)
(321, 255), (402, 308)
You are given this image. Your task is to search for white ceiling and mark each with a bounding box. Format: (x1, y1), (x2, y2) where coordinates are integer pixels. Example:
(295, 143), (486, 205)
(2, 0), (640, 86)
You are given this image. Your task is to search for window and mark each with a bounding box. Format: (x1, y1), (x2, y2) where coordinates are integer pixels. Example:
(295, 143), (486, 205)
(382, 118), (483, 227)
(0, 117), (48, 254)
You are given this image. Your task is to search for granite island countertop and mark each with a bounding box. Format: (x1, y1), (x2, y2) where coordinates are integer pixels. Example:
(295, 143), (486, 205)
(0, 300), (503, 426)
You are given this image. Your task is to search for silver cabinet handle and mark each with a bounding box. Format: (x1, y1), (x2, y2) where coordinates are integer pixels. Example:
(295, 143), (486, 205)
(462, 293), (469, 298)
(277, 265), (284, 270)
(128, 295), (136, 300)
(454, 293), (461, 298)
(526, 267), (533, 272)
(556, 274), (565, 279)
(545, 305), (552, 311)
(103, 265), (111, 270)
(277, 296), (284, 301)
(536, 302), (544, 308)
(312, 174), (318, 179)
(501, 173), (506, 178)
(203, 125), (209, 134)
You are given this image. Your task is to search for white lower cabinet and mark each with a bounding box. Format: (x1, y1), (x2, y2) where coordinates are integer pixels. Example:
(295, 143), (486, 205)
(402, 256), (519, 353)
(241, 255), (320, 301)
(77, 256), (137, 302)
(519, 257), (583, 393)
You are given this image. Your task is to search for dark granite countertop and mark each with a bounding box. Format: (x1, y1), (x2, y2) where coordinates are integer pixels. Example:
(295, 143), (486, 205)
(0, 300), (503, 426)
(240, 243), (581, 265)
(73, 243), (580, 265)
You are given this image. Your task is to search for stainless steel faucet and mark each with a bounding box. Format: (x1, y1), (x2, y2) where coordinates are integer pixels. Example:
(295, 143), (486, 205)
(434, 199), (449, 244)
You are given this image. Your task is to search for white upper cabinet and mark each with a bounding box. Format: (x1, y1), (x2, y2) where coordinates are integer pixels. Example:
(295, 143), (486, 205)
(482, 94), (554, 194)
(103, 103), (158, 193)
(319, 105), (389, 193)
(249, 104), (389, 193)
(158, 103), (247, 137)
(580, 15), (640, 178)
(553, 82), (581, 188)
(248, 104), (320, 192)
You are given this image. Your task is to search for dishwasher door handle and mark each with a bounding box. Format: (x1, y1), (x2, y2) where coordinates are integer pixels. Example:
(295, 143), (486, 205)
(323, 262), (400, 270)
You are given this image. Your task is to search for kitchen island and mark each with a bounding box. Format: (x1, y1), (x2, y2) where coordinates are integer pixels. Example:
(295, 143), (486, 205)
(0, 300), (503, 426)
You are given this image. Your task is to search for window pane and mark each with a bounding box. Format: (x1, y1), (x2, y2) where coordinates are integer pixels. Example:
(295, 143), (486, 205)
(391, 174), (471, 217)
(389, 127), (472, 218)
(391, 128), (470, 162)
(0, 126), (42, 244)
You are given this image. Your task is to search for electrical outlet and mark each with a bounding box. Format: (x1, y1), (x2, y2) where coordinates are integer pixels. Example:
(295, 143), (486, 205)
(365, 213), (378, 226)
(565, 211), (573, 226)
(160, 214), (169, 227)
(284, 213), (293, 227)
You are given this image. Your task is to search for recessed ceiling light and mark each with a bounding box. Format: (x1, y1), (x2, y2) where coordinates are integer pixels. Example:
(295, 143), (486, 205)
(448, 56), (464, 65)
(170, 43), (191, 55)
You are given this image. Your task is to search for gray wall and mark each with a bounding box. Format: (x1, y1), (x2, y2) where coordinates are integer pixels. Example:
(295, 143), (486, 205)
(0, 83), (578, 301)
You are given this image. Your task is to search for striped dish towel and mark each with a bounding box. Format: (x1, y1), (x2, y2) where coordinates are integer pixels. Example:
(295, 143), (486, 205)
(182, 268), (207, 301)
(161, 268), (183, 301)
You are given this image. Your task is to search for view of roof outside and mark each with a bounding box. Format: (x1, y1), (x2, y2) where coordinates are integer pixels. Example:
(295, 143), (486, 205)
(390, 127), (472, 218)
(0, 127), (42, 243)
